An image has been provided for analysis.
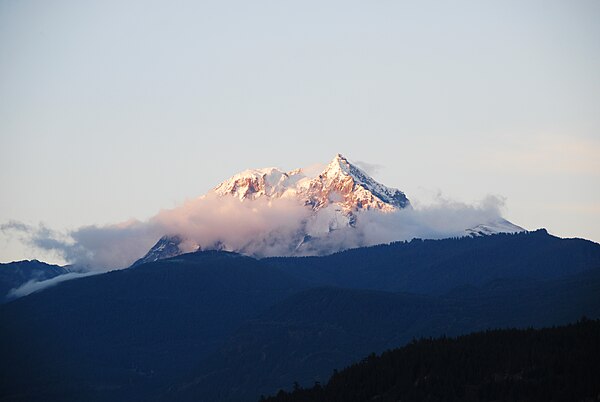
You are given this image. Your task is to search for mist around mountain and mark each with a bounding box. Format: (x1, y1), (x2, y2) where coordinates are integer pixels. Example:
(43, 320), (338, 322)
(1, 230), (599, 402)
(2, 154), (523, 271)
(138, 154), (522, 264)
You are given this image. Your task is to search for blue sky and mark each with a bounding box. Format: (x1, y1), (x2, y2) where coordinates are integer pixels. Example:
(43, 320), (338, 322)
(1, 0), (599, 263)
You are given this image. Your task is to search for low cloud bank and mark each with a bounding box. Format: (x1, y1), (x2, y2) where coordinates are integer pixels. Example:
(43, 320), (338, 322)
(7, 272), (100, 299)
(2, 193), (509, 271)
(299, 195), (508, 254)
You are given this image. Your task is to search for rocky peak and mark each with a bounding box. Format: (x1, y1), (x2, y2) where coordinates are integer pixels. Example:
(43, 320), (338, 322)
(302, 154), (410, 212)
(321, 153), (351, 179)
(212, 154), (410, 213)
(131, 235), (184, 267)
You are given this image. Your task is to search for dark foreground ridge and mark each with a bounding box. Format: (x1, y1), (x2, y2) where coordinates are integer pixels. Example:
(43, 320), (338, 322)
(262, 319), (600, 402)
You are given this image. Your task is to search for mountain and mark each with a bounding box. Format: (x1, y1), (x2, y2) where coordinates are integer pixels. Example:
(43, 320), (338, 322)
(0, 260), (68, 302)
(135, 154), (522, 264)
(213, 154), (410, 213)
(1, 231), (599, 402)
(262, 319), (600, 402)
(131, 235), (185, 267)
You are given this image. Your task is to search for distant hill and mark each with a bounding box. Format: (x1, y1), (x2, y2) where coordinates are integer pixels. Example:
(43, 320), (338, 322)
(0, 260), (67, 302)
(261, 319), (600, 402)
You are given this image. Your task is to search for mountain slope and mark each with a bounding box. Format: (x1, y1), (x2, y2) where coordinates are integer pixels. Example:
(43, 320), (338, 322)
(131, 235), (186, 267)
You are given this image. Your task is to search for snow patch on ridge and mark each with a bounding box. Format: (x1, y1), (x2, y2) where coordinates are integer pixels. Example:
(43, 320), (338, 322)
(466, 219), (525, 237)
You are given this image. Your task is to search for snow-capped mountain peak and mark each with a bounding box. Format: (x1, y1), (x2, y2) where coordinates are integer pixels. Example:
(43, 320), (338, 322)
(312, 153), (410, 211)
(322, 153), (350, 177)
(131, 154), (524, 266)
(213, 153), (410, 213)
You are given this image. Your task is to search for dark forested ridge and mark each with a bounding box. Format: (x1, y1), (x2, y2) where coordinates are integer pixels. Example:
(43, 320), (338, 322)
(1, 231), (600, 401)
(262, 319), (600, 402)
(264, 229), (600, 294)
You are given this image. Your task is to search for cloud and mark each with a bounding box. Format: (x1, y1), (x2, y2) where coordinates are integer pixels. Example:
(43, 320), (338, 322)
(2, 220), (162, 271)
(7, 272), (100, 299)
(359, 195), (507, 244)
(2, 192), (513, 271)
(297, 194), (509, 254)
(354, 160), (383, 175)
(152, 194), (312, 257)
(2, 195), (313, 270)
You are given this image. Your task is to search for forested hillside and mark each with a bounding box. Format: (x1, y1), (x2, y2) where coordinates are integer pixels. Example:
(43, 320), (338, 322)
(263, 319), (600, 402)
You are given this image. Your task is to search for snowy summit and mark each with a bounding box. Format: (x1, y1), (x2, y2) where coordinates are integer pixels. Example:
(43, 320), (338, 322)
(213, 153), (410, 214)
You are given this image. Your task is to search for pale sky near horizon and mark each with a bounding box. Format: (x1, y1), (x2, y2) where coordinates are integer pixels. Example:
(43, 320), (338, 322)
(1, 0), (599, 264)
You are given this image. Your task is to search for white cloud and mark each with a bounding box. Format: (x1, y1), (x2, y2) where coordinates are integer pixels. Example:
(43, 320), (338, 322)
(2, 192), (510, 271)
(8, 272), (100, 299)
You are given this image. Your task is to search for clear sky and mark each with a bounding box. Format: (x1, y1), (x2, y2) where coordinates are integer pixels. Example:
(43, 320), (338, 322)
(1, 0), (599, 263)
